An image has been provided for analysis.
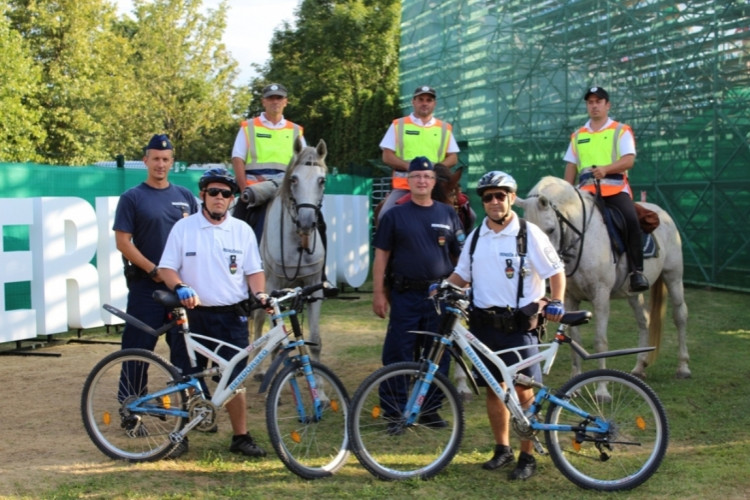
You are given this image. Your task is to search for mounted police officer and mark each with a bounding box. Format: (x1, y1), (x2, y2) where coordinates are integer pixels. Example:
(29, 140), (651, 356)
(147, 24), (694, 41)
(378, 85), (461, 221)
(563, 86), (649, 293)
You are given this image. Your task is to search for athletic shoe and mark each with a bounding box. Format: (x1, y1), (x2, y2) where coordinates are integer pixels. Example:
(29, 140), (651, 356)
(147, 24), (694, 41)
(229, 433), (267, 458)
(509, 452), (537, 480)
(482, 445), (514, 470)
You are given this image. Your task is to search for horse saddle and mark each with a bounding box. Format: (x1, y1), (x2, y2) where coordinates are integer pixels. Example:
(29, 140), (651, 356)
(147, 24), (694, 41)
(597, 202), (658, 260)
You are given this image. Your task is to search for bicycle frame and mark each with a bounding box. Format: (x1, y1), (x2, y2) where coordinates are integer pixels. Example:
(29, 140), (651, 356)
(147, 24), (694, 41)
(119, 289), (321, 437)
(411, 305), (613, 438)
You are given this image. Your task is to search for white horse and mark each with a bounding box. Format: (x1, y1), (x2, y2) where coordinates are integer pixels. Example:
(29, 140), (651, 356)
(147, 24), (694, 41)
(250, 137), (328, 379)
(515, 176), (690, 383)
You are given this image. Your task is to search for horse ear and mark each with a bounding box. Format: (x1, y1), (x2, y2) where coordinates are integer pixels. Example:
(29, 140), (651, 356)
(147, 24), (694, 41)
(316, 139), (327, 160)
(294, 136), (303, 154)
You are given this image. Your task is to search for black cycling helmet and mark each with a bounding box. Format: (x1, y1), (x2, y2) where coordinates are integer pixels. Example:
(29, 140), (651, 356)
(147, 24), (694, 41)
(199, 167), (238, 193)
(476, 170), (517, 195)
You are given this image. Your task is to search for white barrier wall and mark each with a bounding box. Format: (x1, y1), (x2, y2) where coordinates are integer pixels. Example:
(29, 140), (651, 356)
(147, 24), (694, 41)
(0, 194), (370, 342)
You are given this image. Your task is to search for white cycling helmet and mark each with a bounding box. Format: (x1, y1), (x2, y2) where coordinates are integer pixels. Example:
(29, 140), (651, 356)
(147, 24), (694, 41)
(476, 170), (517, 195)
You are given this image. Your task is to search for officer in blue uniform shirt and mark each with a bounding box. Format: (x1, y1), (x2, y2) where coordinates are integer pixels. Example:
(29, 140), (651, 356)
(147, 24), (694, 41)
(372, 156), (465, 428)
(112, 134), (198, 456)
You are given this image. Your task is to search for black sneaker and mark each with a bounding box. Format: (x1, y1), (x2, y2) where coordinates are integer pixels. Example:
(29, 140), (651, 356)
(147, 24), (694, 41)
(229, 433), (267, 458)
(166, 437), (189, 459)
(417, 412), (448, 428)
(509, 452), (537, 480)
(629, 272), (650, 293)
(482, 445), (514, 470)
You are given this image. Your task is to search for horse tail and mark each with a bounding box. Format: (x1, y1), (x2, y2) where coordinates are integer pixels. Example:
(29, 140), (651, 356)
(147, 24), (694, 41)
(648, 274), (667, 364)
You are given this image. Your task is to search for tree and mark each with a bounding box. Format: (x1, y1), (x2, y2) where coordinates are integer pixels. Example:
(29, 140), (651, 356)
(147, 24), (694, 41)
(254, 0), (402, 173)
(126, 0), (242, 163)
(7, 0), (139, 165)
(0, 0), (44, 162)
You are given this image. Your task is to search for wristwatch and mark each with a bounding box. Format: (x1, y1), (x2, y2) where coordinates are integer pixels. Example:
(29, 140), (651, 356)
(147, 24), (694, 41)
(148, 266), (159, 278)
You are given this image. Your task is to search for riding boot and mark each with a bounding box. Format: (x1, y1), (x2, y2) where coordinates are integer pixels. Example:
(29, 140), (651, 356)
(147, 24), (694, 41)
(240, 180), (279, 207)
(317, 212), (328, 283)
(628, 237), (649, 293)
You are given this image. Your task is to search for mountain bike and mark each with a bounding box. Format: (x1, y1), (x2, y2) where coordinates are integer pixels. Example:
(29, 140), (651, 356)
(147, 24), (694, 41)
(347, 281), (668, 490)
(81, 282), (349, 479)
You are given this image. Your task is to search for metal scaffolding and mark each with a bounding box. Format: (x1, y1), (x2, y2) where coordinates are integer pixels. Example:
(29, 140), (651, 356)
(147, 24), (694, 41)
(398, 0), (750, 290)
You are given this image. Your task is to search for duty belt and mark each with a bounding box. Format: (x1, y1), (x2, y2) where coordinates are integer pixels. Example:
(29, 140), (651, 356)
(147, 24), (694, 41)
(390, 273), (442, 292)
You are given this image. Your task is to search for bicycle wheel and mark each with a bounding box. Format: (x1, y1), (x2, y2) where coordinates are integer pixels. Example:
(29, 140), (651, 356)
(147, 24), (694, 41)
(81, 348), (187, 462)
(266, 359), (350, 479)
(348, 361), (464, 480)
(544, 369), (669, 491)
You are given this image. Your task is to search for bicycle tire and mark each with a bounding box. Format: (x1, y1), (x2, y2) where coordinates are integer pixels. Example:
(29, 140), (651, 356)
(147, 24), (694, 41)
(544, 369), (669, 491)
(348, 361), (464, 480)
(265, 359), (350, 479)
(81, 348), (187, 462)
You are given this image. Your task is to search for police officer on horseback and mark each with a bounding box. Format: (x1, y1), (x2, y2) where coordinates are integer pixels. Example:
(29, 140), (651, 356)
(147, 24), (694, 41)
(231, 83), (306, 241)
(563, 86), (649, 293)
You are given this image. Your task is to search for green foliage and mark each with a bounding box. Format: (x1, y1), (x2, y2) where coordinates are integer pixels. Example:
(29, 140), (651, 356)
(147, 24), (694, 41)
(258, 0), (402, 172)
(0, 0), (44, 162)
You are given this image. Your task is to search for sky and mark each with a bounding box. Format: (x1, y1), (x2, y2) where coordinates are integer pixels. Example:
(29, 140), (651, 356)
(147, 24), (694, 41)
(114, 0), (300, 85)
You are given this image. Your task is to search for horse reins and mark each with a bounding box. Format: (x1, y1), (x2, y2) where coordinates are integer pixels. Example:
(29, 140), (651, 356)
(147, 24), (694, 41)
(529, 188), (589, 277)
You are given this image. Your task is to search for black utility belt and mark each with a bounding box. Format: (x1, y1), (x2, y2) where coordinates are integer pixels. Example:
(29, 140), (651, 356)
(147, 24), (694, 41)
(196, 300), (252, 316)
(390, 274), (442, 292)
(469, 303), (540, 334)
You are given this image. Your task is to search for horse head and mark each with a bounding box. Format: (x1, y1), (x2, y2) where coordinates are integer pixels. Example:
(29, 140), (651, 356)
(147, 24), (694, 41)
(432, 163), (463, 206)
(518, 176), (589, 271)
(281, 137), (328, 249)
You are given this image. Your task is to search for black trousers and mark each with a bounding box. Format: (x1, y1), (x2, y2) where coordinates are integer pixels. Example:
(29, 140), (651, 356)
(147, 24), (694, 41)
(604, 191), (643, 271)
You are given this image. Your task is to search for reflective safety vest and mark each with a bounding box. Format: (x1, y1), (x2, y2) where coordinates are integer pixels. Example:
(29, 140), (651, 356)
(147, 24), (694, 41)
(571, 121), (632, 197)
(392, 117), (452, 190)
(241, 117), (303, 171)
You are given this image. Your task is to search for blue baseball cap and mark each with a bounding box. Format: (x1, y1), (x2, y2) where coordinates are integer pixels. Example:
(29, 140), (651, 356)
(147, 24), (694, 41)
(145, 134), (173, 151)
(408, 156), (434, 172)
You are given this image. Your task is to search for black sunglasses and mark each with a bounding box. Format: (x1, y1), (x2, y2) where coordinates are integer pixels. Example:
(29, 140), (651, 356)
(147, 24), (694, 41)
(206, 187), (233, 199)
(481, 191), (509, 203)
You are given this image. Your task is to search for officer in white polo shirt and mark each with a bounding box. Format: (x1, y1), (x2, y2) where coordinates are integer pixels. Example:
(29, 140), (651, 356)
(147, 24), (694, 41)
(159, 167), (268, 459)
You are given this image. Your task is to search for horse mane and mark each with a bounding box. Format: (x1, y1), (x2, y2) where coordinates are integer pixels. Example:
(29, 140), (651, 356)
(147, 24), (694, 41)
(432, 163), (461, 204)
(530, 175), (581, 208)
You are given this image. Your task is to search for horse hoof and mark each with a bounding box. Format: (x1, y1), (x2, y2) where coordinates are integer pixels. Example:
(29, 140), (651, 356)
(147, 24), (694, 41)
(675, 370), (692, 379)
(630, 370), (647, 380)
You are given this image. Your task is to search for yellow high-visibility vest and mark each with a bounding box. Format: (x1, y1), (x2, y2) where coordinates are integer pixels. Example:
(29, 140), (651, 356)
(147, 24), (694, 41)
(241, 117), (303, 171)
(391, 116), (452, 190)
(571, 121), (632, 197)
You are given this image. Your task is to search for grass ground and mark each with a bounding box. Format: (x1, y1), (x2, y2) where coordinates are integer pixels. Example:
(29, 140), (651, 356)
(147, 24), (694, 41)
(2, 284), (749, 499)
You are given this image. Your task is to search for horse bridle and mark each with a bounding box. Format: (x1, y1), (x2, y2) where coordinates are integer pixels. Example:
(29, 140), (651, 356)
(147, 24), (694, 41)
(279, 161), (326, 281)
(531, 188), (589, 277)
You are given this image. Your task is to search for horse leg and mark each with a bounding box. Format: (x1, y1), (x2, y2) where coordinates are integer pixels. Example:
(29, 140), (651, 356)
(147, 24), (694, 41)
(628, 292), (651, 379)
(565, 297), (583, 377)
(306, 296), (330, 403)
(665, 274), (691, 379)
(453, 355), (472, 402)
(250, 308), (268, 381)
(591, 293), (614, 401)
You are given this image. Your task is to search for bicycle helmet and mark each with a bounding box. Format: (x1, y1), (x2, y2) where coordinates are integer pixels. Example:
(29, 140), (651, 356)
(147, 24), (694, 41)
(476, 170), (517, 195)
(199, 167), (238, 193)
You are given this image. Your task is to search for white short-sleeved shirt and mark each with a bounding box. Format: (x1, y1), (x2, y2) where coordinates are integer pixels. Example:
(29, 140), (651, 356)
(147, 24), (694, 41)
(379, 113), (460, 154)
(453, 215), (564, 309)
(231, 112), (307, 161)
(563, 117), (636, 165)
(160, 213), (263, 306)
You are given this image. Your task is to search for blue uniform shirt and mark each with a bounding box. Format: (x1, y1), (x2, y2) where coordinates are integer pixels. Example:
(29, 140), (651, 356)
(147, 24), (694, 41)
(113, 182), (198, 265)
(374, 200), (464, 281)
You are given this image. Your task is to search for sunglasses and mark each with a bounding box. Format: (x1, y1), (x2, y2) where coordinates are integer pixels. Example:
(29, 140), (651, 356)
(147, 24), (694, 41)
(481, 191), (509, 203)
(205, 187), (233, 199)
